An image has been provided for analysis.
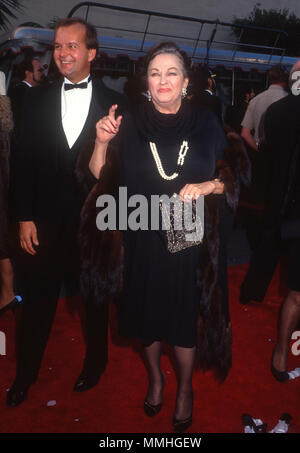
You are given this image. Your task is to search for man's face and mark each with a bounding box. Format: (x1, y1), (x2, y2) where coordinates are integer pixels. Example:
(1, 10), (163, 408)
(54, 23), (96, 83)
(32, 59), (44, 84)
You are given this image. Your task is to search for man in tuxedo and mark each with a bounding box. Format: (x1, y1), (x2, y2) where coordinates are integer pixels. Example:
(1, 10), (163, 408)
(7, 18), (125, 407)
(8, 58), (44, 133)
(191, 65), (222, 123)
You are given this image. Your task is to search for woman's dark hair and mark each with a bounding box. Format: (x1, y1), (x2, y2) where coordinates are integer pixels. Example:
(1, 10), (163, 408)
(139, 41), (191, 90)
(55, 17), (99, 51)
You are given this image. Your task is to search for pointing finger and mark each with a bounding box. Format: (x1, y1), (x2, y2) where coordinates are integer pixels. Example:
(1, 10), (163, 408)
(108, 104), (118, 120)
(116, 115), (122, 127)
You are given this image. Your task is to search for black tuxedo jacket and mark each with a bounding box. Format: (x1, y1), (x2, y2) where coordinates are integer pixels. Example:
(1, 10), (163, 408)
(264, 93), (300, 220)
(192, 91), (223, 124)
(13, 78), (126, 231)
(8, 81), (32, 134)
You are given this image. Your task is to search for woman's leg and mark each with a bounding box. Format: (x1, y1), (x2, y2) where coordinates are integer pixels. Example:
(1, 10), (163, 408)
(0, 258), (15, 309)
(273, 290), (300, 371)
(143, 341), (164, 405)
(173, 345), (196, 420)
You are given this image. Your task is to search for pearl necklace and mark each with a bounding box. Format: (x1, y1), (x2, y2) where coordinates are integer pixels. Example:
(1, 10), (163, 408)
(149, 140), (189, 180)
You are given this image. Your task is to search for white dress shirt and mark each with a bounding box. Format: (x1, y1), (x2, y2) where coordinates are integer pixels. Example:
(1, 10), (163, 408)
(0, 71), (6, 95)
(22, 80), (33, 88)
(61, 75), (92, 149)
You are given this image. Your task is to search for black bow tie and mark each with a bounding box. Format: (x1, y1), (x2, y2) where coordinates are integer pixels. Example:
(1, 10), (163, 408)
(64, 77), (91, 91)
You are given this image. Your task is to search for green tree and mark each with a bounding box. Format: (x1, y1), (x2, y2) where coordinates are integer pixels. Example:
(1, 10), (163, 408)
(0, 0), (23, 31)
(232, 5), (300, 57)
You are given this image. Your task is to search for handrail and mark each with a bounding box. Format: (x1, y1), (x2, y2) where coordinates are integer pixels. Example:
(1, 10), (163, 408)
(67, 2), (287, 36)
(67, 1), (288, 64)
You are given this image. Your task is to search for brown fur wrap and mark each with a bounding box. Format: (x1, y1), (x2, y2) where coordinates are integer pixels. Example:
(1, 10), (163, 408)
(77, 131), (250, 382)
(0, 95), (13, 134)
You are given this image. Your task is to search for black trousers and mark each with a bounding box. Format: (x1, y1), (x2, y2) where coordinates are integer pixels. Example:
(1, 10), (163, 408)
(240, 227), (282, 302)
(13, 222), (109, 389)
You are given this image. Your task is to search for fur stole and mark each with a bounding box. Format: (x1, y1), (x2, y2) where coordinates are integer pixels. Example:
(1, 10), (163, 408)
(0, 95), (13, 135)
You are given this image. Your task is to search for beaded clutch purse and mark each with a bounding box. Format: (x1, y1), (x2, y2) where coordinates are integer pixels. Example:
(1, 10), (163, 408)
(159, 193), (204, 253)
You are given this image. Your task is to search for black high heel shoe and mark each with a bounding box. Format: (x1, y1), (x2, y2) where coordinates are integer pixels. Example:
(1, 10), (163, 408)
(144, 400), (162, 417)
(173, 392), (193, 433)
(0, 295), (22, 316)
(271, 363), (289, 382)
(144, 374), (165, 417)
(271, 350), (289, 382)
(172, 414), (193, 433)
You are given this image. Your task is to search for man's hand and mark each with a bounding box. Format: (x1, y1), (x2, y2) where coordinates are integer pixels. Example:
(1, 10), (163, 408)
(19, 221), (39, 255)
(241, 126), (258, 151)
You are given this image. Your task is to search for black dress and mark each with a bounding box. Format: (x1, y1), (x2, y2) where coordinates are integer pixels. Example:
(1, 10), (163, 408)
(114, 101), (227, 347)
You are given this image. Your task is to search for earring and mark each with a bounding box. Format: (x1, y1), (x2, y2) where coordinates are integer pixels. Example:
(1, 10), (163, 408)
(147, 90), (152, 102)
(182, 87), (187, 98)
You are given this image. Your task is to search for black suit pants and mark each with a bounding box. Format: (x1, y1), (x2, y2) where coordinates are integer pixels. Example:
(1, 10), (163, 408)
(13, 223), (109, 389)
(240, 227), (282, 302)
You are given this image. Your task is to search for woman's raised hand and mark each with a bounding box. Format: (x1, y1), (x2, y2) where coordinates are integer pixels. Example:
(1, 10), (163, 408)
(96, 104), (122, 144)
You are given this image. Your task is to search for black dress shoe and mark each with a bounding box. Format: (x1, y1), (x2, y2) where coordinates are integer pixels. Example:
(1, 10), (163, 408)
(172, 415), (193, 433)
(0, 296), (22, 316)
(73, 374), (100, 393)
(6, 386), (28, 407)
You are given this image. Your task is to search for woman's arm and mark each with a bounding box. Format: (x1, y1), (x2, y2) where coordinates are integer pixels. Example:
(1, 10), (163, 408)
(211, 178), (225, 194)
(89, 139), (109, 179)
(89, 104), (122, 179)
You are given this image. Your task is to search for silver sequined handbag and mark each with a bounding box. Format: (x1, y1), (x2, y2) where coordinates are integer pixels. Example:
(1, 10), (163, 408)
(159, 193), (204, 253)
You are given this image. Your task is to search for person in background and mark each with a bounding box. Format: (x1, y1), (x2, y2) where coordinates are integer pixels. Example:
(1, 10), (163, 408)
(241, 65), (288, 152)
(8, 57), (44, 134)
(239, 60), (300, 361)
(191, 64), (222, 123)
(224, 86), (255, 134)
(264, 63), (300, 381)
(0, 71), (22, 315)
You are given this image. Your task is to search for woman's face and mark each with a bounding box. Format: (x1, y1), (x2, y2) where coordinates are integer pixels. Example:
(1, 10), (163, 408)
(147, 53), (189, 114)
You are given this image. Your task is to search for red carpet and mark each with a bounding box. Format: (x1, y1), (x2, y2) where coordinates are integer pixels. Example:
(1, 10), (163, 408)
(0, 263), (299, 433)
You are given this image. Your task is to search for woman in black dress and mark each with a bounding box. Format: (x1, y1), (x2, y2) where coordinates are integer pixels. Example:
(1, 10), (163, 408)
(86, 42), (241, 432)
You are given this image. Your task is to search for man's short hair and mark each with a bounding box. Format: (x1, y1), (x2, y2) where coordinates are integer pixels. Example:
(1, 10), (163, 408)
(17, 57), (39, 80)
(267, 65), (288, 85)
(194, 64), (216, 91)
(55, 17), (99, 51)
